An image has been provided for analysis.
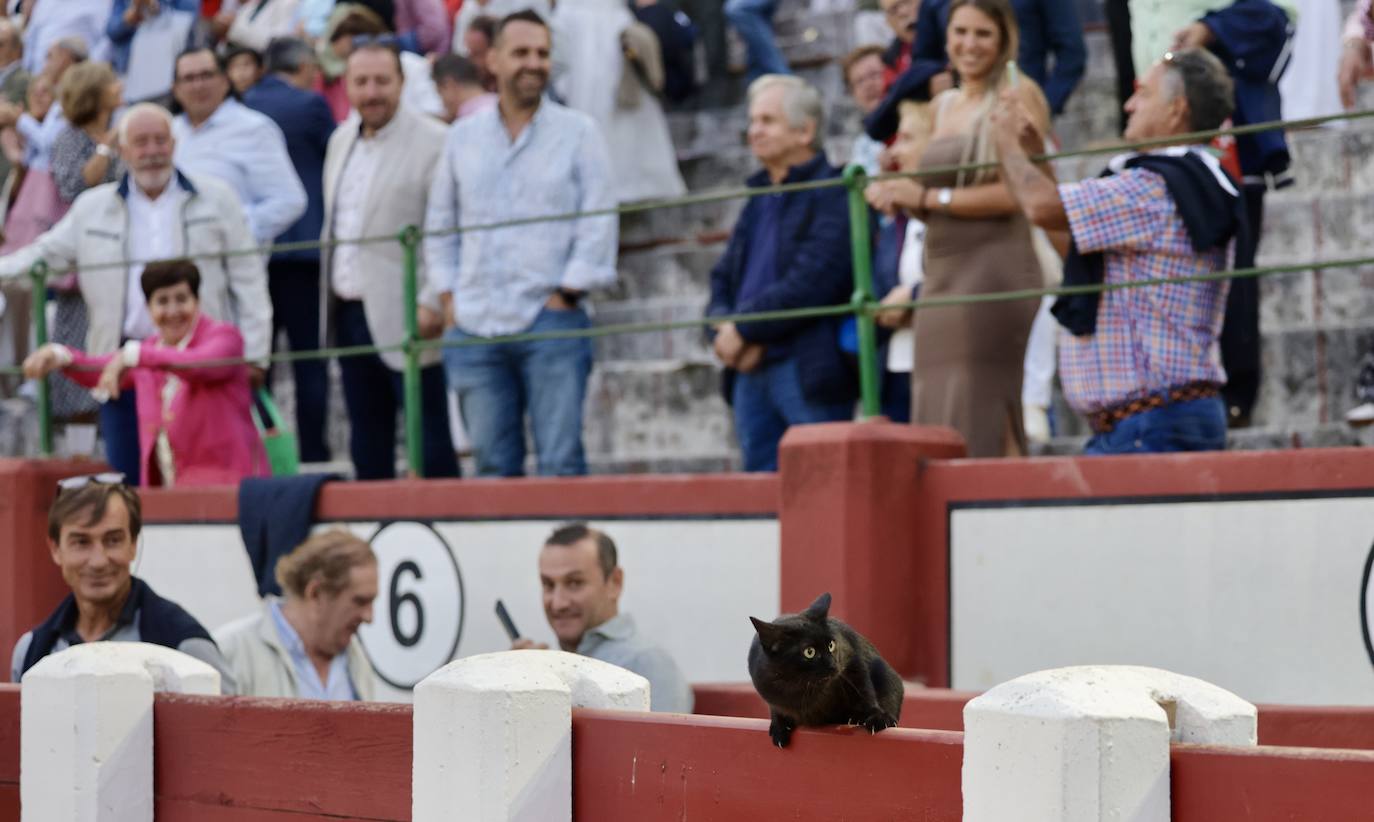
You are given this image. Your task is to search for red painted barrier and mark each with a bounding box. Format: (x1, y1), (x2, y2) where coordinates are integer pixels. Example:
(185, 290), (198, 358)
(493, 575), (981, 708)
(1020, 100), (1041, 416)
(571, 710), (966, 821)
(152, 694), (411, 821)
(0, 459), (106, 662)
(693, 685), (1374, 751)
(0, 686), (16, 822)
(1172, 744), (1374, 821)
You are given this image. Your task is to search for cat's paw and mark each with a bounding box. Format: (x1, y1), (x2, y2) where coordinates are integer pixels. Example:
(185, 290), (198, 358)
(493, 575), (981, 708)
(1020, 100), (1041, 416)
(768, 717), (795, 748)
(860, 709), (898, 735)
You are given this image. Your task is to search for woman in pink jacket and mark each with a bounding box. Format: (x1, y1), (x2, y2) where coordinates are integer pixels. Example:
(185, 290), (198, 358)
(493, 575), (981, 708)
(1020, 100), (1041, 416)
(24, 259), (269, 487)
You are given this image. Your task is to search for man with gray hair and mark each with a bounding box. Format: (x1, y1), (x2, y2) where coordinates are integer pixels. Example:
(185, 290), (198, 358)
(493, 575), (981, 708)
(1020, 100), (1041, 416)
(242, 38), (337, 464)
(0, 103), (272, 482)
(705, 74), (855, 472)
(991, 48), (1243, 454)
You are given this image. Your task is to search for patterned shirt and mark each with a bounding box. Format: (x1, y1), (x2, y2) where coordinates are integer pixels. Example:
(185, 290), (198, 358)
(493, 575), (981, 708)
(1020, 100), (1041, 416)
(1057, 163), (1230, 414)
(422, 98), (618, 337)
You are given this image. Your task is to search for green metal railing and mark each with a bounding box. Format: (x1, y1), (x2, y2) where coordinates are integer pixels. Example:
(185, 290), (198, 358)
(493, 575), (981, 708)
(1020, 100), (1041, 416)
(4, 106), (1372, 474)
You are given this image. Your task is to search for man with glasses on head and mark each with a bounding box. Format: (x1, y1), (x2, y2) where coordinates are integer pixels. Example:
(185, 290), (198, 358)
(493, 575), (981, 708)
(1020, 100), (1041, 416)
(171, 47), (306, 250)
(9, 474), (236, 693)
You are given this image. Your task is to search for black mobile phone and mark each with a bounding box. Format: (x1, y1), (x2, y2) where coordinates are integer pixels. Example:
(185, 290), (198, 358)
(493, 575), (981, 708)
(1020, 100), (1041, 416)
(495, 599), (521, 641)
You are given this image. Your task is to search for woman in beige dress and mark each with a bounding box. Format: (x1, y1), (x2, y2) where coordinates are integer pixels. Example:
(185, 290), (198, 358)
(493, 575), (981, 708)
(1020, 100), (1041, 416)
(866, 0), (1050, 457)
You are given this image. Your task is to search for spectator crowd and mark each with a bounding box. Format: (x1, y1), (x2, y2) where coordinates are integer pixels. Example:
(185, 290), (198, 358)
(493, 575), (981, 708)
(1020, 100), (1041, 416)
(0, 0), (1369, 483)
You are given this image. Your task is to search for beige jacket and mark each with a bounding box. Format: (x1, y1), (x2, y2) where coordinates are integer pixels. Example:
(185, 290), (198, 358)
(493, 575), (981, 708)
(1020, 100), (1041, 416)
(215, 600), (378, 700)
(321, 105), (447, 371)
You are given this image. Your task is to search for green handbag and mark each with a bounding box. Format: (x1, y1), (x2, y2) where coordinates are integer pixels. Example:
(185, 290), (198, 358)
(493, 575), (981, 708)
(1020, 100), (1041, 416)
(250, 388), (300, 477)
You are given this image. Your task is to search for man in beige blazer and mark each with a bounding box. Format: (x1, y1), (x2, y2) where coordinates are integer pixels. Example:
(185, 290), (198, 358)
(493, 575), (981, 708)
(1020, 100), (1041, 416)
(320, 41), (459, 480)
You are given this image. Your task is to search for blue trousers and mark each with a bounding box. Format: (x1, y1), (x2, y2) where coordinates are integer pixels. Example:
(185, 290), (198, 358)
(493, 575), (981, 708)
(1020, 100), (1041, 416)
(268, 259), (330, 463)
(98, 387), (140, 485)
(724, 0), (790, 80)
(335, 300), (459, 480)
(442, 307), (593, 477)
(732, 355), (853, 472)
(1084, 396), (1227, 455)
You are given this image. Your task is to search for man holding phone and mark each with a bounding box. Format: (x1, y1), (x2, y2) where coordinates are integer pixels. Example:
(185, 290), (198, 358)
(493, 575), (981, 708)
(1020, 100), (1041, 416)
(507, 523), (693, 713)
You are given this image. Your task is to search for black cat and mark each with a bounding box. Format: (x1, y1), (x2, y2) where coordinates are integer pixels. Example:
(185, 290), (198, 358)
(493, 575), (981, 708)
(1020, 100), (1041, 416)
(747, 592), (903, 748)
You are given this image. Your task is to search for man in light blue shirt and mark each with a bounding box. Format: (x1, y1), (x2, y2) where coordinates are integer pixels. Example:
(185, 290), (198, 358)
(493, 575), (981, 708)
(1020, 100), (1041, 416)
(171, 47), (307, 246)
(424, 10), (617, 478)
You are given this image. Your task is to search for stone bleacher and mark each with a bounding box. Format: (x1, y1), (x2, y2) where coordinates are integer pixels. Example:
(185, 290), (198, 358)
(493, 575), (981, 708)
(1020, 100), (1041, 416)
(2, 5), (1372, 471)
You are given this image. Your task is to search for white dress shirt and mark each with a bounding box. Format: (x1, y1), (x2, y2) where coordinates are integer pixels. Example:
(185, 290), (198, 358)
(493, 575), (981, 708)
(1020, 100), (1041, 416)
(173, 98), (307, 245)
(328, 119), (392, 301)
(124, 181), (187, 340)
(22, 0), (112, 76)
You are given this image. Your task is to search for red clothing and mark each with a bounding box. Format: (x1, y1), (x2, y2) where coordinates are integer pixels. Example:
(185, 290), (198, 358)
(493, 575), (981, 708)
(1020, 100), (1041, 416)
(63, 316), (270, 487)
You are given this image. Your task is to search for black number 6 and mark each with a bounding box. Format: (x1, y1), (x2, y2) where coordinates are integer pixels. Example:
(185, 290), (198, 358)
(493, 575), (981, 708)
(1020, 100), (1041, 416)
(390, 560), (425, 648)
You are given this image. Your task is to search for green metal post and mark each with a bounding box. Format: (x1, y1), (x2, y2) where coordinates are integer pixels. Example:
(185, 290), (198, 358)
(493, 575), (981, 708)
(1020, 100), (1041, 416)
(29, 261), (52, 455)
(843, 165), (882, 419)
(400, 226), (425, 478)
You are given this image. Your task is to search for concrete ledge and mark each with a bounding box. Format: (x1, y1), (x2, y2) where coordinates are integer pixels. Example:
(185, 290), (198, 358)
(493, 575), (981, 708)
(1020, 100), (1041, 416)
(20, 642), (220, 822)
(412, 651), (649, 822)
(962, 666), (1256, 822)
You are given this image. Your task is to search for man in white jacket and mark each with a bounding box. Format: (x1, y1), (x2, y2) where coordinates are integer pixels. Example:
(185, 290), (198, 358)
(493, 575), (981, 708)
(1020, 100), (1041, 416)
(217, 529), (379, 700)
(0, 102), (271, 486)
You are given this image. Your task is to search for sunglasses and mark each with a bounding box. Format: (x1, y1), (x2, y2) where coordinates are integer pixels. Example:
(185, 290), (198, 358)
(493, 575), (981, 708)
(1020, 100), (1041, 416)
(351, 34), (401, 49)
(56, 472), (128, 493)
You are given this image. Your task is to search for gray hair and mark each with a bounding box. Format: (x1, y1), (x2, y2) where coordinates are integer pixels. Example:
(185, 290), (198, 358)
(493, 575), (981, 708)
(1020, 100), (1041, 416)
(1159, 48), (1235, 133)
(747, 74), (825, 151)
(51, 36), (89, 62)
(117, 102), (175, 145)
(263, 37), (317, 76)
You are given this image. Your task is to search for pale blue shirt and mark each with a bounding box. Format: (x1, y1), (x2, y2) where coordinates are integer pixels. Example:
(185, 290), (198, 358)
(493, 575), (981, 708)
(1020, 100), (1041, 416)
(267, 599), (356, 701)
(576, 613), (694, 713)
(173, 98), (307, 245)
(17, 105), (67, 173)
(423, 98), (618, 337)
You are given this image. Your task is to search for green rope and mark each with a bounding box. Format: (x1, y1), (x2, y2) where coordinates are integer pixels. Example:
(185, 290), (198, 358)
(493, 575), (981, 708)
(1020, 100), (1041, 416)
(15, 107), (1373, 278)
(4, 252), (1368, 378)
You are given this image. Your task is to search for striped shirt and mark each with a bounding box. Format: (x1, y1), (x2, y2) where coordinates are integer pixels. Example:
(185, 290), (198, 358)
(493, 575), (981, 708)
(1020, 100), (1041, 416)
(1057, 166), (1230, 414)
(423, 98), (618, 337)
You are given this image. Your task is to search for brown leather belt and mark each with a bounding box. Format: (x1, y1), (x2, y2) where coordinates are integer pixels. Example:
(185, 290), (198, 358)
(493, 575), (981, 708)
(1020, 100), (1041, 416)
(1088, 382), (1222, 434)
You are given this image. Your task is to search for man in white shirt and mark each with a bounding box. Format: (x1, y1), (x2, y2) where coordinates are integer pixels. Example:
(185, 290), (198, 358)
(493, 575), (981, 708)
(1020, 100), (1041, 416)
(20, 0), (109, 77)
(171, 47), (306, 247)
(320, 42), (458, 480)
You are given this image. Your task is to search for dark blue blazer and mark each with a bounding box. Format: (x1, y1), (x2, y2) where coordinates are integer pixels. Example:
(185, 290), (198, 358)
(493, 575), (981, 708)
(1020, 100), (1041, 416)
(706, 153), (857, 405)
(912, 0), (1087, 114)
(242, 75), (336, 263)
(1201, 0), (1294, 182)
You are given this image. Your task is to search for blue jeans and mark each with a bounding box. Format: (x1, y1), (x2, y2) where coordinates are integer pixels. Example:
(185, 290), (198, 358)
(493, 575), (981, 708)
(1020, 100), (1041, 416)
(732, 356), (853, 472)
(98, 387), (140, 485)
(268, 259), (330, 463)
(335, 301), (459, 480)
(1084, 396), (1227, 455)
(724, 0), (789, 80)
(443, 307), (593, 477)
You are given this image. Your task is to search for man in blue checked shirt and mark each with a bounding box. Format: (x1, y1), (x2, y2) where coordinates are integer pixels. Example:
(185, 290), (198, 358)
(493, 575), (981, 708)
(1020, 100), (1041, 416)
(424, 9), (617, 478)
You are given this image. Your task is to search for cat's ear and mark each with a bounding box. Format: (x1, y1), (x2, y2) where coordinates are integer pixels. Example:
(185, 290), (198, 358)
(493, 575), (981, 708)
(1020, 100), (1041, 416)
(803, 592), (832, 622)
(750, 616), (783, 648)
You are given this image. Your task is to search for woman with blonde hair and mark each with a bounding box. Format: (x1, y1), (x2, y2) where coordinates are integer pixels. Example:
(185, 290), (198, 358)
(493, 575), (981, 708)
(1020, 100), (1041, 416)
(866, 0), (1049, 457)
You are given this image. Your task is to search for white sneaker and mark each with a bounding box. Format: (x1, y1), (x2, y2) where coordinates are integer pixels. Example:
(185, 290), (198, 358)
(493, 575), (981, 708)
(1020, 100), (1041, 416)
(1024, 404), (1051, 443)
(1346, 402), (1374, 427)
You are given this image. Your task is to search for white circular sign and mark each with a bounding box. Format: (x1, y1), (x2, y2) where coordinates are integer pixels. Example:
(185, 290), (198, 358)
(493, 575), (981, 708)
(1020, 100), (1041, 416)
(357, 522), (464, 689)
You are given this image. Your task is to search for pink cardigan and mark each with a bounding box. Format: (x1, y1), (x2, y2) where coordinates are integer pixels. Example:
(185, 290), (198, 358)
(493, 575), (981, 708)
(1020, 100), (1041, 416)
(63, 316), (270, 487)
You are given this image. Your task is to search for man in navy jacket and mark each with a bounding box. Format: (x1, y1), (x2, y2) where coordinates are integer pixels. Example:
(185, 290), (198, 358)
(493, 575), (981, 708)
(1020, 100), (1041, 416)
(706, 75), (855, 472)
(243, 38), (337, 463)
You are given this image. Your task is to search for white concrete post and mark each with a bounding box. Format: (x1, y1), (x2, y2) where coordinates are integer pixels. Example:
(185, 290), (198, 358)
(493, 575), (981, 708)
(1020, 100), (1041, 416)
(412, 650), (650, 822)
(20, 642), (221, 822)
(962, 665), (1256, 822)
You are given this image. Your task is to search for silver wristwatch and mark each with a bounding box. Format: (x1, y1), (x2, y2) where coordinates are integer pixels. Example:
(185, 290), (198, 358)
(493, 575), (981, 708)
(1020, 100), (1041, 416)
(936, 187), (953, 211)
(95, 144), (116, 159)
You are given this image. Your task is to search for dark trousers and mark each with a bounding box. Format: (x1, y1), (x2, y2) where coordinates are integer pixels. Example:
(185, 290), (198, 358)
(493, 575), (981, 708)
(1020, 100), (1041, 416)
(1220, 185), (1265, 422)
(267, 259), (330, 462)
(335, 300), (459, 480)
(1104, 0), (1134, 133)
(98, 387), (140, 485)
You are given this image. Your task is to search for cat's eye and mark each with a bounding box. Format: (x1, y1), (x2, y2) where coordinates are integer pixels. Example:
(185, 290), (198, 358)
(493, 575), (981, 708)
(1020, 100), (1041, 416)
(828, 640), (836, 653)
(803, 646), (816, 659)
